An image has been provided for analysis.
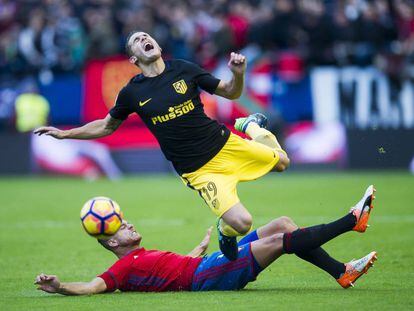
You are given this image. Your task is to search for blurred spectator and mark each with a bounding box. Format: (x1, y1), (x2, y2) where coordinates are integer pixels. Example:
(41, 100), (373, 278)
(15, 84), (50, 133)
(83, 5), (118, 59)
(249, 0), (299, 51)
(17, 8), (58, 74)
(298, 0), (335, 65)
(54, 1), (86, 71)
(227, 0), (251, 49)
(395, 0), (414, 55)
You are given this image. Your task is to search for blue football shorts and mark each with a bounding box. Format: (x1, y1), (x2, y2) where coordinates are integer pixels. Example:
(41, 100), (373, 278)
(191, 230), (262, 291)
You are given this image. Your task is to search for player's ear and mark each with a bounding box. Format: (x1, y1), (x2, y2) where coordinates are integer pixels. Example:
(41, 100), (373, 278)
(129, 56), (138, 65)
(107, 238), (119, 248)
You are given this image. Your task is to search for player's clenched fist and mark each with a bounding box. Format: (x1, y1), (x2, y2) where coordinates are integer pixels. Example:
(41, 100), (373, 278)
(34, 273), (61, 293)
(228, 52), (246, 75)
(33, 126), (66, 139)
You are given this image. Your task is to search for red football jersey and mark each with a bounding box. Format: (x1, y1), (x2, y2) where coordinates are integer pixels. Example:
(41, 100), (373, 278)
(98, 248), (202, 292)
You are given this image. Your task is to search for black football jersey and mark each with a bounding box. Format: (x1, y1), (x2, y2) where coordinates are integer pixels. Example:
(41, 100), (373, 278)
(109, 59), (231, 174)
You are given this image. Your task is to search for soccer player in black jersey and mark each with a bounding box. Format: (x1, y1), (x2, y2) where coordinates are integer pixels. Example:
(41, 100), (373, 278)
(34, 31), (290, 261)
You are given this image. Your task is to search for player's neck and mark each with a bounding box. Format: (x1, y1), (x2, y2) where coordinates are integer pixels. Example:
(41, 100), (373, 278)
(140, 58), (166, 78)
(115, 245), (142, 259)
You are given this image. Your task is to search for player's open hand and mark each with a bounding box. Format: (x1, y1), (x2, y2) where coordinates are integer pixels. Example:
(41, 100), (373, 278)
(198, 226), (213, 256)
(228, 52), (246, 75)
(34, 273), (61, 293)
(33, 126), (66, 139)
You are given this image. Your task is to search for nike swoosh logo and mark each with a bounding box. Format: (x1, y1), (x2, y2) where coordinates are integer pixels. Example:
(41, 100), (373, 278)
(139, 98), (152, 106)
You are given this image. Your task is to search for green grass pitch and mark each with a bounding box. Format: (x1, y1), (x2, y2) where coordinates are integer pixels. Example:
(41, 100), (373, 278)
(1, 172), (413, 310)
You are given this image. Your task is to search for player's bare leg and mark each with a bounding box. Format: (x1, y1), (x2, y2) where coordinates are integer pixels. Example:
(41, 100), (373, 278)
(220, 202), (252, 234)
(217, 202), (252, 261)
(251, 233), (285, 267)
(256, 216), (298, 237)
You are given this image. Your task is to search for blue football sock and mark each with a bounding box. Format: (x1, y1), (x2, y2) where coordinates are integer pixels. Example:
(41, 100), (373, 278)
(238, 230), (259, 246)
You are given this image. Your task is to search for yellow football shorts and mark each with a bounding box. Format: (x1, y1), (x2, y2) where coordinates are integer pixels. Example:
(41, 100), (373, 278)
(181, 133), (280, 217)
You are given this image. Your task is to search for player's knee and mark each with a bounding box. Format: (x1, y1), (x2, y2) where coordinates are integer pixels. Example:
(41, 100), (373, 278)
(273, 156), (290, 172)
(269, 217), (291, 233)
(232, 214), (253, 235)
(268, 218), (284, 234)
(278, 216), (298, 232)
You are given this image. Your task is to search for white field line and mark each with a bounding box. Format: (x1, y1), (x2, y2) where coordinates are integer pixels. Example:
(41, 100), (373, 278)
(3, 215), (414, 229)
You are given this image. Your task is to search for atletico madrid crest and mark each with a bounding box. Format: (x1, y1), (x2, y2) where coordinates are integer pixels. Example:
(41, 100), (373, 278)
(173, 80), (188, 94)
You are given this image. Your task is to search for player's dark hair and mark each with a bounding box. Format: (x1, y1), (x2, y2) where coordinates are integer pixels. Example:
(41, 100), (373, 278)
(125, 30), (141, 58)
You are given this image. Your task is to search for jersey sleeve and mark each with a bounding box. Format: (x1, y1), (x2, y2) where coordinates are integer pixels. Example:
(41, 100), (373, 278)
(97, 261), (128, 292)
(183, 60), (220, 94)
(109, 87), (133, 121)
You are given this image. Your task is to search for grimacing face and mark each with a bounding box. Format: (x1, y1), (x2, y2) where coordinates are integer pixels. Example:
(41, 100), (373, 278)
(110, 220), (142, 247)
(128, 32), (162, 65)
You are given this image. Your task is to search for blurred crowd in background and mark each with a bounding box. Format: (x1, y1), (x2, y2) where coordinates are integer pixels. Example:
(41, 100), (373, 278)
(0, 0), (413, 80)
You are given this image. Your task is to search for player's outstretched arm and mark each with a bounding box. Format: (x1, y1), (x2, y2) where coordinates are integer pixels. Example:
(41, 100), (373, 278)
(33, 114), (123, 140)
(214, 52), (246, 100)
(187, 227), (212, 258)
(35, 273), (107, 296)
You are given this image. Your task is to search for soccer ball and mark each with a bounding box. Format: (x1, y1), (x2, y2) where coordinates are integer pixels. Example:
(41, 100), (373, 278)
(80, 197), (123, 238)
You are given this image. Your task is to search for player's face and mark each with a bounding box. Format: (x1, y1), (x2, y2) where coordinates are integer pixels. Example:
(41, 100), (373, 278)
(114, 220), (142, 247)
(128, 32), (162, 65)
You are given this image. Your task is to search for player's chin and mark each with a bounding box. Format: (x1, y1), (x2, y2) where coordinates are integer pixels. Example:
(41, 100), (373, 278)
(133, 236), (142, 246)
(144, 51), (161, 61)
(131, 232), (142, 243)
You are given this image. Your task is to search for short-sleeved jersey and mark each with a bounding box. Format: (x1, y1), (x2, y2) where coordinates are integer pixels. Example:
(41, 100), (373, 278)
(109, 59), (231, 175)
(98, 248), (202, 292)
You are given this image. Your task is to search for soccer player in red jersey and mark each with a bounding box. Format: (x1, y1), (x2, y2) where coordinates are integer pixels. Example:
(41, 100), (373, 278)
(33, 31), (290, 261)
(35, 186), (378, 294)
